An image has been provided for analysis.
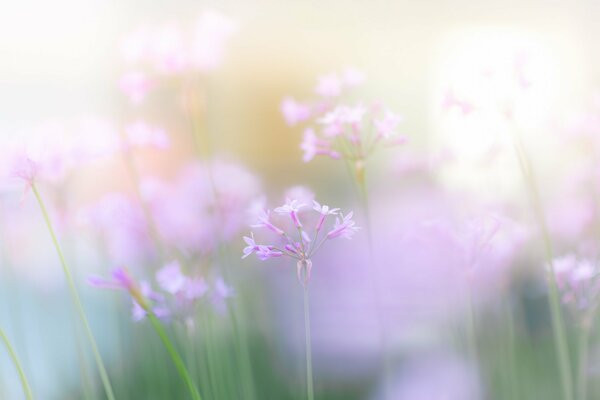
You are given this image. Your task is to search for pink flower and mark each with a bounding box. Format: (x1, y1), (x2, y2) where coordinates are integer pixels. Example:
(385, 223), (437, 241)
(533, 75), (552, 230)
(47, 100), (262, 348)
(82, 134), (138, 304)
(313, 200), (340, 231)
(125, 121), (170, 150)
(274, 198), (306, 228)
(191, 10), (237, 71)
(326, 212), (359, 239)
(119, 71), (154, 105)
(243, 194), (357, 284)
(315, 73), (343, 97)
(374, 109), (403, 138)
(281, 97), (312, 126)
(551, 254), (600, 311)
(252, 210), (285, 235)
(242, 233), (259, 258)
(300, 128), (340, 162)
(442, 89), (474, 115)
(156, 261), (187, 294)
(10, 154), (39, 190)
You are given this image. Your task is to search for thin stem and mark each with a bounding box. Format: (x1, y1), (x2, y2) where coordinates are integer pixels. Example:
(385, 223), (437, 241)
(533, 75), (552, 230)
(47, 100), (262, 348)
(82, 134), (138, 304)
(465, 287), (479, 366)
(508, 125), (573, 400)
(147, 313), (202, 400)
(0, 327), (33, 400)
(32, 184), (116, 400)
(577, 320), (592, 400)
(505, 299), (519, 400)
(303, 284), (314, 400)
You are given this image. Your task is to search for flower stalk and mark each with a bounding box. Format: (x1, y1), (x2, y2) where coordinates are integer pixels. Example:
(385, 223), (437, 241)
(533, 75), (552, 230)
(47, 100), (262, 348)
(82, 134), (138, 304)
(301, 263), (314, 400)
(32, 184), (116, 400)
(508, 125), (573, 400)
(0, 327), (33, 400)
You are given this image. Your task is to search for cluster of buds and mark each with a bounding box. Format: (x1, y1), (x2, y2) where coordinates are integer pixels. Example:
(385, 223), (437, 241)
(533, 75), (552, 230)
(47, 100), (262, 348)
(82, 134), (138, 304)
(243, 197), (358, 285)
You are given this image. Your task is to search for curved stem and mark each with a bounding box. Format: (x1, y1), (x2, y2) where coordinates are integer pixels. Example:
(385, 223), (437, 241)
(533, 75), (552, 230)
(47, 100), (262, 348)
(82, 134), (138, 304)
(148, 313), (202, 400)
(303, 284), (314, 400)
(0, 327), (33, 400)
(32, 184), (116, 400)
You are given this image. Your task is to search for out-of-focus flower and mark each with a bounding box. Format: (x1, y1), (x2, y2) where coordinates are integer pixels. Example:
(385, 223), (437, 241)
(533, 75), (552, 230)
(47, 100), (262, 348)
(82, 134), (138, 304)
(315, 73), (343, 98)
(551, 254), (600, 312)
(281, 97), (313, 126)
(442, 89), (475, 115)
(78, 193), (154, 267)
(243, 192), (358, 285)
(124, 120), (170, 150)
(144, 160), (260, 257)
(90, 262), (229, 323)
(119, 71), (154, 105)
(119, 10), (237, 77)
(88, 267), (159, 321)
(191, 11), (238, 71)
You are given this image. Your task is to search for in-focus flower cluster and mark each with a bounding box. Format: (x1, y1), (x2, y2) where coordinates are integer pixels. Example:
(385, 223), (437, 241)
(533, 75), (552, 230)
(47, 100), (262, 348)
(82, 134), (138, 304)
(89, 261), (233, 325)
(280, 69), (406, 177)
(243, 195), (358, 285)
(551, 254), (600, 313)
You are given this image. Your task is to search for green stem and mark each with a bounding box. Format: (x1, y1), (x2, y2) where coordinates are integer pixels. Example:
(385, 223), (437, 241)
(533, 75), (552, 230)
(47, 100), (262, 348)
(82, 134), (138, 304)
(147, 313), (201, 400)
(505, 300), (519, 400)
(303, 284), (314, 400)
(465, 288), (479, 366)
(0, 327), (33, 400)
(577, 321), (592, 400)
(509, 127), (573, 400)
(32, 184), (115, 400)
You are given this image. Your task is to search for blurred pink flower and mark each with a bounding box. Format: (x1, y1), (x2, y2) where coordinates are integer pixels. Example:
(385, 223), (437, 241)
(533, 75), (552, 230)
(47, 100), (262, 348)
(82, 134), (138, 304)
(78, 193), (154, 266)
(315, 73), (343, 97)
(281, 97), (313, 126)
(551, 254), (600, 311)
(124, 120), (170, 150)
(191, 11), (238, 71)
(144, 160), (260, 256)
(119, 71), (154, 105)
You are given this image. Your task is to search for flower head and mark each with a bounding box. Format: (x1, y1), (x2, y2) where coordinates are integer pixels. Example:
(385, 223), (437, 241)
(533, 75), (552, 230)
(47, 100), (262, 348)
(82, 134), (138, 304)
(281, 70), (406, 169)
(551, 254), (600, 313)
(326, 212), (359, 239)
(243, 193), (357, 285)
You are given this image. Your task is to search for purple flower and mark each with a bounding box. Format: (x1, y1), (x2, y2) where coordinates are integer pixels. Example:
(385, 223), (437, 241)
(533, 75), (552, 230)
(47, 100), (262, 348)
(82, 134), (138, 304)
(274, 198), (306, 228)
(281, 97), (313, 126)
(313, 200), (340, 231)
(315, 73), (343, 98)
(551, 254), (600, 311)
(243, 193), (358, 285)
(327, 212), (359, 239)
(156, 261), (187, 294)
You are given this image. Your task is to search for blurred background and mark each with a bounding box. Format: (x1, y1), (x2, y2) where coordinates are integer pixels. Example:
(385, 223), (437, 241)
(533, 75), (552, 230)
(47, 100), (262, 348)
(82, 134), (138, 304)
(2, 0), (600, 399)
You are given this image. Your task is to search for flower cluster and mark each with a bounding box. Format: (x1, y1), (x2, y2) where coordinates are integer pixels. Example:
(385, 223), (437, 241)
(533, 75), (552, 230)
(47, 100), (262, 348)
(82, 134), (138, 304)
(280, 69), (406, 174)
(0, 118), (170, 195)
(551, 254), (600, 312)
(89, 261), (233, 325)
(243, 195), (358, 285)
(119, 10), (237, 104)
